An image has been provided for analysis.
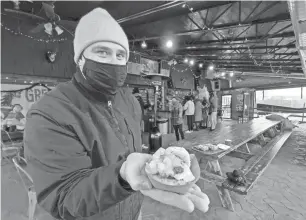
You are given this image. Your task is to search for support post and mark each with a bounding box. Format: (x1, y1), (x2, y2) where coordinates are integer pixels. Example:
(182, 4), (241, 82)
(209, 160), (235, 212)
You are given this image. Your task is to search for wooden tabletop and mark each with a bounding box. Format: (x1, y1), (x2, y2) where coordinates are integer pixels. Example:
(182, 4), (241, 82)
(173, 118), (282, 160)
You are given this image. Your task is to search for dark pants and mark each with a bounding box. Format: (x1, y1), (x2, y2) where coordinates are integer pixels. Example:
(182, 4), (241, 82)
(173, 124), (184, 141)
(187, 115), (193, 131)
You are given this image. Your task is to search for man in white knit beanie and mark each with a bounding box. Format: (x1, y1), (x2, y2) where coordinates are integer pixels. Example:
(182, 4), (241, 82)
(24, 8), (209, 220)
(24, 8), (150, 220)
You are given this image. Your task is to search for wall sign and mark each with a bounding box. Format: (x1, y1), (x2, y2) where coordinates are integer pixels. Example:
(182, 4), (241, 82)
(1, 84), (54, 119)
(140, 57), (159, 75)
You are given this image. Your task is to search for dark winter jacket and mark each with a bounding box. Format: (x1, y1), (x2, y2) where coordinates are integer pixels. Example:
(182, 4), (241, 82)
(24, 71), (143, 220)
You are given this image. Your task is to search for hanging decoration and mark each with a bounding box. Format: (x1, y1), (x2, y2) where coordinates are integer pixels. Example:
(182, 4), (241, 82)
(246, 41), (283, 74)
(1, 22), (68, 43)
(1, 82), (52, 93)
(46, 50), (57, 63)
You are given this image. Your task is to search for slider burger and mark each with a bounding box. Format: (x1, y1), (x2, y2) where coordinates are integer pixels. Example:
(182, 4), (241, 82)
(145, 147), (200, 194)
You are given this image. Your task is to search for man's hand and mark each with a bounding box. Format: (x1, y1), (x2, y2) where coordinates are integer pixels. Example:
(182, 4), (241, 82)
(120, 153), (153, 191)
(140, 184), (210, 213)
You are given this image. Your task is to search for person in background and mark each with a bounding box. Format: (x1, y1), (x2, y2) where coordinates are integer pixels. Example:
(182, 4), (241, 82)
(169, 97), (184, 141)
(201, 98), (210, 129)
(2, 104), (26, 132)
(132, 87), (145, 133)
(183, 96), (195, 133)
(132, 87), (145, 115)
(194, 94), (203, 131)
(208, 92), (218, 131)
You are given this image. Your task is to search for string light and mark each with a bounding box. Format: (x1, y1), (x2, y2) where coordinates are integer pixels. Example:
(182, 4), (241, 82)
(1, 22), (68, 43)
(141, 40), (147, 49)
(246, 42), (283, 74)
(166, 40), (173, 48)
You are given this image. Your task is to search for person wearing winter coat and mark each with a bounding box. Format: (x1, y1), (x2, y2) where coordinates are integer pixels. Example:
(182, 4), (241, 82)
(169, 97), (184, 141)
(132, 87), (145, 115)
(23, 8), (208, 220)
(183, 96), (195, 133)
(194, 95), (203, 131)
(201, 99), (210, 128)
(208, 92), (218, 131)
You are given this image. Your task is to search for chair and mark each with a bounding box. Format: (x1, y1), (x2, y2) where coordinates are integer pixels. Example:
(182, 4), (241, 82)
(1, 130), (23, 163)
(12, 156), (37, 220)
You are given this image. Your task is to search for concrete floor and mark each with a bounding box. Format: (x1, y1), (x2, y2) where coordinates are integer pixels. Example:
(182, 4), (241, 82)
(1, 122), (306, 220)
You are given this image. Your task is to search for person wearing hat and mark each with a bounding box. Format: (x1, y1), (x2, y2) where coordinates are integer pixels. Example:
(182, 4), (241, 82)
(23, 8), (209, 220)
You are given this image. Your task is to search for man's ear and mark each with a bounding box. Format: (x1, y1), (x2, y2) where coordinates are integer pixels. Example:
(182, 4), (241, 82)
(78, 56), (85, 72)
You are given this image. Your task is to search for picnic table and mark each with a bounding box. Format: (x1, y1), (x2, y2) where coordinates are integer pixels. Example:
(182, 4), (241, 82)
(172, 117), (293, 212)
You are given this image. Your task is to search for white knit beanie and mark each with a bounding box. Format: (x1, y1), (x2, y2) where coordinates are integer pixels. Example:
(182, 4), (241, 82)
(73, 8), (129, 63)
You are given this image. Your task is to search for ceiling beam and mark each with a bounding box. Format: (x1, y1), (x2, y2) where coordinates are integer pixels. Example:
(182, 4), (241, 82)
(203, 58), (300, 62)
(217, 67), (302, 72)
(241, 74), (306, 80)
(128, 14), (291, 42)
(173, 44), (296, 52)
(253, 83), (306, 90)
(117, 1), (184, 24)
(187, 31), (294, 46)
(122, 1), (235, 27)
(175, 52), (299, 57)
(217, 62), (301, 67)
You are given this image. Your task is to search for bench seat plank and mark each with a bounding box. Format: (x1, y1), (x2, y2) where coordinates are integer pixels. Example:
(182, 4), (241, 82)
(227, 150), (254, 161)
(222, 131), (293, 195)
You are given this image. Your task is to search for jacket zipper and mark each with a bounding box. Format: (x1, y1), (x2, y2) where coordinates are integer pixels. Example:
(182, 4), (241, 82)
(124, 119), (136, 152)
(108, 101), (120, 128)
(108, 101), (137, 153)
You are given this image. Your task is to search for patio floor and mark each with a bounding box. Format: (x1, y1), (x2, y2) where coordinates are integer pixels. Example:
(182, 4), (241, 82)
(1, 123), (306, 220)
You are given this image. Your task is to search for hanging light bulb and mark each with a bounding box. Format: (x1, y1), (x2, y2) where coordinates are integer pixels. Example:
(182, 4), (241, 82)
(182, 3), (186, 8)
(166, 40), (173, 48)
(184, 58), (188, 63)
(221, 72), (225, 76)
(229, 71), (234, 77)
(208, 65), (214, 70)
(55, 26), (63, 35)
(189, 60), (194, 65)
(44, 22), (53, 35)
(199, 63), (203, 68)
(141, 40), (147, 49)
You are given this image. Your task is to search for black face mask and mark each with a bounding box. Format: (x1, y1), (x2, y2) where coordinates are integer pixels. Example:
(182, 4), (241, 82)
(81, 58), (127, 95)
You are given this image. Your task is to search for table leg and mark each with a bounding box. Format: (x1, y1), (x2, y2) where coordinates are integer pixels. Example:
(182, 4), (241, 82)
(245, 143), (251, 153)
(198, 158), (211, 190)
(209, 160), (235, 212)
(257, 134), (266, 146)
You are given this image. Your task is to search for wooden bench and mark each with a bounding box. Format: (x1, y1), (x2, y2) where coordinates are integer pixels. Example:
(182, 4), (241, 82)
(222, 130), (293, 195)
(199, 130), (293, 212)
